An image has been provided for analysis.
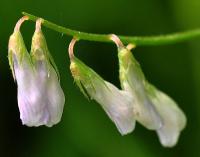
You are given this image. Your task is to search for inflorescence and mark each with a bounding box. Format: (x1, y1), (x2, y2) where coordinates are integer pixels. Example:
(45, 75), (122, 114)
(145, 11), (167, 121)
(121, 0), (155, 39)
(8, 16), (187, 148)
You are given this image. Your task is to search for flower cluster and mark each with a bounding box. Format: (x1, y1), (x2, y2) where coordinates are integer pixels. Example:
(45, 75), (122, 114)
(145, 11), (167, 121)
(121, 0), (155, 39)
(8, 17), (186, 147)
(8, 17), (65, 127)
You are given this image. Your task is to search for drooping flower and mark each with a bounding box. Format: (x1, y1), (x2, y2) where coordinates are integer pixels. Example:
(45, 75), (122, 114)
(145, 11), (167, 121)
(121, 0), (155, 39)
(29, 19), (65, 127)
(8, 17), (65, 127)
(110, 34), (186, 147)
(8, 16), (31, 81)
(111, 35), (162, 130)
(69, 38), (135, 135)
(8, 16), (37, 126)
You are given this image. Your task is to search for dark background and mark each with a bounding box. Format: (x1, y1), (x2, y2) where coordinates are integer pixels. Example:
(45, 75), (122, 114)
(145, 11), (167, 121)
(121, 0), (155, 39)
(1, 0), (200, 156)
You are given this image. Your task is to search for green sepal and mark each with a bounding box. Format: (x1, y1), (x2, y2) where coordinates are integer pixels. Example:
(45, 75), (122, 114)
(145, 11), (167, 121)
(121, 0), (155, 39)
(8, 49), (15, 80)
(118, 47), (147, 90)
(48, 49), (60, 80)
(30, 30), (60, 80)
(74, 78), (90, 99)
(70, 57), (109, 99)
(8, 31), (33, 80)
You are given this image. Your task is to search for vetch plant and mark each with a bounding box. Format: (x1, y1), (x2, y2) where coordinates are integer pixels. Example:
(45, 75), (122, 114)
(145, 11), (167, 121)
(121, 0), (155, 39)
(7, 12), (195, 147)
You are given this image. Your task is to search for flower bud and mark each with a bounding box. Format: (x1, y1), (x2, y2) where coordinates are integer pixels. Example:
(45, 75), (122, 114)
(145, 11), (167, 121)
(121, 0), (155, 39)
(69, 39), (135, 135)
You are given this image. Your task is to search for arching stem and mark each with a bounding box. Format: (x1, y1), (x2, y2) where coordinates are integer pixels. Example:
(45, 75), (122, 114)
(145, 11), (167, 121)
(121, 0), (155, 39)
(22, 12), (200, 46)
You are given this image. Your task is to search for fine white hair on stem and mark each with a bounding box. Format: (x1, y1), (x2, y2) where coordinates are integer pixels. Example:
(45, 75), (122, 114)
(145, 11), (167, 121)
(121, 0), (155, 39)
(14, 16), (29, 32)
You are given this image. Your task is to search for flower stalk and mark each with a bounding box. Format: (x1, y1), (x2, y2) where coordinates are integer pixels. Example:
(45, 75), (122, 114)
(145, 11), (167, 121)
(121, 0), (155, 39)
(23, 11), (200, 46)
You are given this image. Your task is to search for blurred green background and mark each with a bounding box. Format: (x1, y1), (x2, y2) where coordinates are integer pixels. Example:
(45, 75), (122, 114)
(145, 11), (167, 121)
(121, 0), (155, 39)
(1, 0), (200, 156)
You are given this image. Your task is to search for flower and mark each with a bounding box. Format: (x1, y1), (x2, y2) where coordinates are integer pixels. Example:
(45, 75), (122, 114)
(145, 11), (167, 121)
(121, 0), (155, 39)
(8, 17), (65, 127)
(110, 34), (186, 147)
(8, 16), (37, 126)
(69, 38), (135, 135)
(29, 19), (65, 127)
(113, 36), (162, 130)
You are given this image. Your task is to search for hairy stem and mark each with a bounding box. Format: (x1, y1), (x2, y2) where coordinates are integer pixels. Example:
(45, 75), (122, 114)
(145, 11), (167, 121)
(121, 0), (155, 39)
(23, 12), (200, 46)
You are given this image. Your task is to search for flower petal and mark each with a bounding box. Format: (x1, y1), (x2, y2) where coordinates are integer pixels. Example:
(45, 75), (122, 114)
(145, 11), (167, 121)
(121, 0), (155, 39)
(45, 65), (65, 126)
(88, 80), (136, 135)
(146, 84), (186, 147)
(15, 58), (46, 126)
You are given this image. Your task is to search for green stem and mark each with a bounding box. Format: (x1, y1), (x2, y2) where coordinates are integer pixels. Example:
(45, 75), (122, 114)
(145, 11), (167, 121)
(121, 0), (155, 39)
(23, 12), (200, 46)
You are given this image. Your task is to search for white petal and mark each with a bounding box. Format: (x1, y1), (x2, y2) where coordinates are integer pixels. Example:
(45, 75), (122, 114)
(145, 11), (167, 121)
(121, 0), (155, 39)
(45, 66), (65, 126)
(31, 60), (65, 127)
(122, 61), (162, 130)
(14, 54), (48, 126)
(15, 55), (65, 127)
(85, 78), (135, 135)
(147, 85), (186, 147)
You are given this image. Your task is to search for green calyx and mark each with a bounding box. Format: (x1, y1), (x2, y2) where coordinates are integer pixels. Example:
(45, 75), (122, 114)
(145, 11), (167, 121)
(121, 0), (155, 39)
(118, 46), (147, 89)
(8, 17), (60, 81)
(70, 57), (106, 99)
(30, 28), (60, 80)
(8, 30), (32, 79)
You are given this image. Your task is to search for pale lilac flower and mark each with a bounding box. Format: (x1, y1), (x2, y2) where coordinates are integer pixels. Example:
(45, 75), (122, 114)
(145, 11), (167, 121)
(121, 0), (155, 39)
(8, 17), (65, 127)
(111, 34), (186, 147)
(111, 35), (162, 130)
(69, 38), (135, 135)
